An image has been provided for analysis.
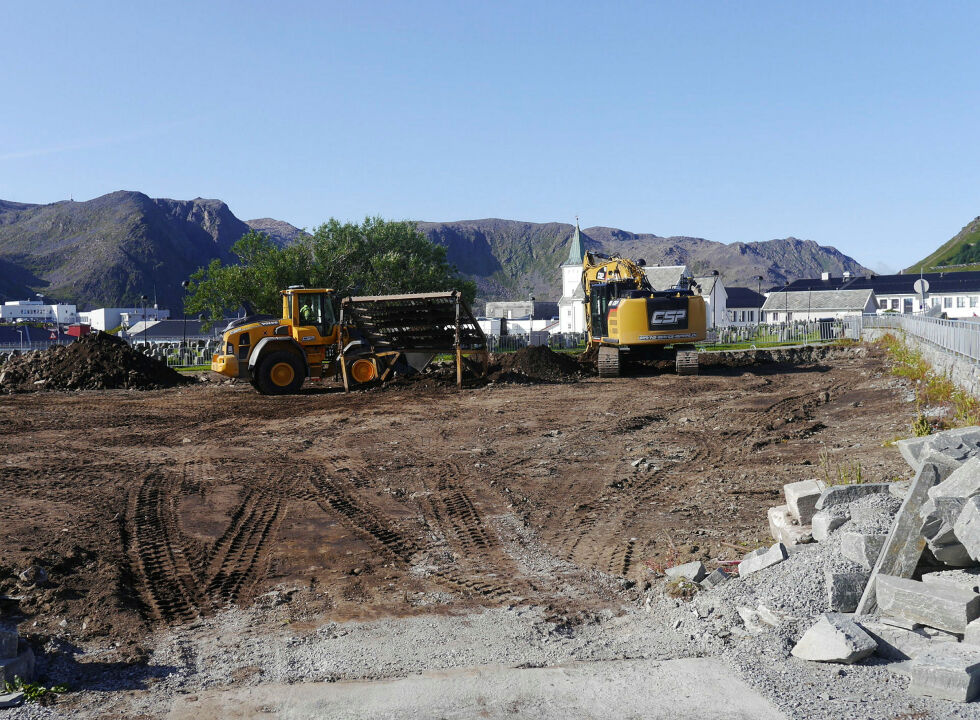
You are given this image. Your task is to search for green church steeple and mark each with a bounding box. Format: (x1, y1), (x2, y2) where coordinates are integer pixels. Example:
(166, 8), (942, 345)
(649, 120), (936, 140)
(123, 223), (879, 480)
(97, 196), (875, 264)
(563, 218), (584, 266)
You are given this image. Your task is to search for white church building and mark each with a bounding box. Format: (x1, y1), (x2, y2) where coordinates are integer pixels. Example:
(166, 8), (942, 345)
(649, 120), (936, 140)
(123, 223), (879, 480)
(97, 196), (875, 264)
(556, 221), (691, 333)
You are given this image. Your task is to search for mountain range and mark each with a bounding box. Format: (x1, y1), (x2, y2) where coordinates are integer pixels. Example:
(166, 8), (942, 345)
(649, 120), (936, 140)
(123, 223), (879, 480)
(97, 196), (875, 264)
(905, 216), (980, 274)
(0, 190), (874, 312)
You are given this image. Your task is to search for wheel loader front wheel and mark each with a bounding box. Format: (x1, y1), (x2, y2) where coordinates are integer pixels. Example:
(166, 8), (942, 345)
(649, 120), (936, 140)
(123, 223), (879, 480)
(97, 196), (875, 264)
(255, 351), (305, 395)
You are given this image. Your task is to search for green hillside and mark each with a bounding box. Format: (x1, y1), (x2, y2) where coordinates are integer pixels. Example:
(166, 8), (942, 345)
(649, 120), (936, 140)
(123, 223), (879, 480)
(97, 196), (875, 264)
(905, 216), (980, 273)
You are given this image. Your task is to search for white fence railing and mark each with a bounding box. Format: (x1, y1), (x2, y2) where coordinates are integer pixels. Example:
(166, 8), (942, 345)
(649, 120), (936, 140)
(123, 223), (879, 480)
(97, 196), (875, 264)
(862, 314), (980, 363)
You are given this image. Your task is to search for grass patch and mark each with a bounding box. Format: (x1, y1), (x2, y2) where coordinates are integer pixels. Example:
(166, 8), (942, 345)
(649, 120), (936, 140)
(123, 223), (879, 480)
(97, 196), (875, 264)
(819, 450), (865, 485)
(176, 365), (212, 372)
(3, 676), (69, 703)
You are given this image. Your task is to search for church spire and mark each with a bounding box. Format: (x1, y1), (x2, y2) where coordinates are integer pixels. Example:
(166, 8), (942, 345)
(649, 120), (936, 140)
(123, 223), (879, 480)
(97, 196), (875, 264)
(564, 217), (584, 266)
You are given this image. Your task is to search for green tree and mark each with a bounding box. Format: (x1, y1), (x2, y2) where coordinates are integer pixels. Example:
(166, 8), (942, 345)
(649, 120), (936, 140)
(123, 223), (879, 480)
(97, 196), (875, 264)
(185, 218), (475, 327)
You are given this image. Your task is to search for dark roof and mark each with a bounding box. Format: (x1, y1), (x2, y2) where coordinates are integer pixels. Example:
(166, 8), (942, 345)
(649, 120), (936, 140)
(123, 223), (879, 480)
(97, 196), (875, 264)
(773, 271), (980, 295)
(725, 287), (766, 308)
(0, 325), (60, 344)
(127, 319), (225, 339)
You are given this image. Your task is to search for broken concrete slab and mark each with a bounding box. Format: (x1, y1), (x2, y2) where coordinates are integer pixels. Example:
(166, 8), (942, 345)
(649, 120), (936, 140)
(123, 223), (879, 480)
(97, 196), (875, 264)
(928, 455), (980, 501)
(699, 568), (730, 589)
(856, 462), (941, 615)
(0, 691), (23, 709)
(920, 451), (968, 481)
(839, 531), (887, 571)
(902, 644), (980, 702)
(896, 427), (980, 473)
(921, 496), (967, 540)
(826, 570), (869, 612)
(766, 505), (812, 546)
(811, 508), (849, 542)
(922, 568), (980, 595)
(0, 647), (34, 686)
(954, 495), (980, 561)
(0, 630), (16, 659)
(790, 613), (877, 664)
(875, 574), (980, 634)
(783, 479), (825, 524)
(665, 561), (706, 583)
(862, 621), (955, 661)
(738, 543), (788, 577)
(814, 483), (892, 511)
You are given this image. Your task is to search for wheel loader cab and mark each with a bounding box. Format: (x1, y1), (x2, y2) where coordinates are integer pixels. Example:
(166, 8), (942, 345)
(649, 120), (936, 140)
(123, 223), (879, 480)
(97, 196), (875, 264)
(283, 288), (337, 342)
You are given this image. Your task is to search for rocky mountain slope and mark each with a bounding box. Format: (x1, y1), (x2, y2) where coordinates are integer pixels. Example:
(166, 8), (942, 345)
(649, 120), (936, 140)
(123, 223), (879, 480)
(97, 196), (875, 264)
(417, 219), (872, 301)
(904, 216), (980, 273)
(0, 192), (871, 311)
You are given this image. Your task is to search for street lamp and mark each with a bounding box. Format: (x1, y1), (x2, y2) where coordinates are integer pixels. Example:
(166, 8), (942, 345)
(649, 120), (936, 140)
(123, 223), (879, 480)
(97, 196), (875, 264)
(181, 281), (190, 365)
(16, 328), (24, 353)
(140, 295), (148, 349)
(755, 275), (764, 331)
(528, 293), (535, 346)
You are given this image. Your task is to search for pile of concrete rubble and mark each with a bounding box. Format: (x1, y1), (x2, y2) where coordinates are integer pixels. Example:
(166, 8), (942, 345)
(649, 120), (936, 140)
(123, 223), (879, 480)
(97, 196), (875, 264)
(661, 426), (980, 704)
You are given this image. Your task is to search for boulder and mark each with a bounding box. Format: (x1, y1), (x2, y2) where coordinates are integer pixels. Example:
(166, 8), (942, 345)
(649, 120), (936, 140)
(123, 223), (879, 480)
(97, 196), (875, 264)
(875, 574), (980, 634)
(739, 543), (788, 577)
(953, 496), (980, 561)
(826, 570), (869, 612)
(783, 479), (825, 524)
(791, 613), (877, 664)
(839, 531), (887, 571)
(665, 561), (706, 583)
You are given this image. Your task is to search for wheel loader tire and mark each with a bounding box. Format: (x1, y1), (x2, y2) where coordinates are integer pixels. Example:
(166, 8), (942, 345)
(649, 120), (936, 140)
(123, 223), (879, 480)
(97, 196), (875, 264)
(597, 346), (621, 377)
(675, 345), (699, 376)
(255, 350), (305, 395)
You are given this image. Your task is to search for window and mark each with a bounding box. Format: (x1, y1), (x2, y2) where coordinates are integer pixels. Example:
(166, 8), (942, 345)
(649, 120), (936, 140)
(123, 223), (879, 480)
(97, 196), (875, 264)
(973, 297), (979, 308)
(749, 310), (755, 322)
(879, 299), (888, 309)
(944, 297), (953, 308)
(903, 298), (913, 314)
(891, 299), (899, 310)
(957, 297), (966, 308)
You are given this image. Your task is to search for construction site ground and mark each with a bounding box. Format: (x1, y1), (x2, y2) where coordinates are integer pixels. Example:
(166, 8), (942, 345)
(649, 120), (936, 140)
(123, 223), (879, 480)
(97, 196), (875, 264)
(0, 345), (919, 717)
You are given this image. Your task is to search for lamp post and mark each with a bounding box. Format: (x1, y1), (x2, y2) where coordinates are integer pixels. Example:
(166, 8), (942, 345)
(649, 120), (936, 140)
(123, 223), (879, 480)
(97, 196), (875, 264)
(784, 280), (790, 340)
(140, 295), (148, 349)
(528, 293), (535, 346)
(755, 275), (764, 332)
(16, 328), (24, 353)
(181, 281), (190, 366)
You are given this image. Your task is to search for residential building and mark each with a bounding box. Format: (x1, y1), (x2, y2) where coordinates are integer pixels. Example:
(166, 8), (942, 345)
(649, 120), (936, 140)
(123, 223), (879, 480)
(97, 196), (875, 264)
(484, 300), (558, 320)
(725, 287), (766, 326)
(761, 289), (877, 322)
(80, 307), (171, 331)
(0, 299), (78, 324)
(693, 274), (728, 329)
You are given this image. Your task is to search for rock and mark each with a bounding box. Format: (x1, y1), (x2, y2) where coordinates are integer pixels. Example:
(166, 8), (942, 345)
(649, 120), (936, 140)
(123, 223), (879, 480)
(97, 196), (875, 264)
(0, 647), (34, 686)
(862, 621), (956, 661)
(965, 618), (980, 647)
(738, 543), (788, 577)
(815, 483), (893, 511)
(784, 479), (825, 524)
(791, 613), (877, 664)
(826, 570), (869, 612)
(17, 566), (47, 586)
(923, 569), (980, 595)
(700, 568), (730, 589)
(839, 532), (887, 571)
(0, 692), (23, 709)
(0, 631), (16, 660)
(812, 509), (849, 542)
(896, 427), (980, 473)
(954, 496), (980, 561)
(928, 456), (980, 501)
(901, 644), (980, 702)
(665, 561), (706, 583)
(875, 574), (980, 634)
(767, 505), (812, 546)
(737, 606), (777, 634)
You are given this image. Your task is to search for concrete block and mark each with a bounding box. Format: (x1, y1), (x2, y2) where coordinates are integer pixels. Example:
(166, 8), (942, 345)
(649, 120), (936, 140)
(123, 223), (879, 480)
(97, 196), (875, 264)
(739, 543), (788, 577)
(0, 692), (23, 709)
(862, 621), (955, 661)
(699, 568), (730, 589)
(812, 509), (849, 542)
(856, 462), (941, 615)
(767, 505), (812, 546)
(790, 613), (877, 664)
(826, 570), (869, 612)
(928, 455), (980, 501)
(0, 630), (16, 660)
(665, 561), (706, 583)
(921, 496), (966, 540)
(876, 574), (980, 634)
(840, 531), (887, 571)
(784, 479), (825, 524)
(815, 483), (893, 511)
(0, 648), (34, 687)
(923, 568), (980, 595)
(904, 644), (980, 702)
(954, 496), (980, 561)
(965, 618), (980, 646)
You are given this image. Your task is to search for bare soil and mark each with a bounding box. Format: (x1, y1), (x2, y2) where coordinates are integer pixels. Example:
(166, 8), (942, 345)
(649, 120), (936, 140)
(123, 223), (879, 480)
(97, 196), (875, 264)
(0, 345), (914, 661)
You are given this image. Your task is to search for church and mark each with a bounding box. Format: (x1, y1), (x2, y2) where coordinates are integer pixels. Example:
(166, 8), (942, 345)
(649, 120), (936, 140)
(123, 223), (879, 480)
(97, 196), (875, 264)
(556, 221), (690, 333)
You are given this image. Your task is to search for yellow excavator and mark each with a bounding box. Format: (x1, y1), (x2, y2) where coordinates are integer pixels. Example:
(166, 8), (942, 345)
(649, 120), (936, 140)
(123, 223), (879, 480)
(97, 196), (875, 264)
(212, 286), (487, 394)
(582, 252), (707, 377)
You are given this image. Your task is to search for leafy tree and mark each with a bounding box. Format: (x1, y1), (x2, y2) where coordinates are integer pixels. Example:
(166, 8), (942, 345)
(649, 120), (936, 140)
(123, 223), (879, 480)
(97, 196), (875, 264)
(185, 218), (475, 327)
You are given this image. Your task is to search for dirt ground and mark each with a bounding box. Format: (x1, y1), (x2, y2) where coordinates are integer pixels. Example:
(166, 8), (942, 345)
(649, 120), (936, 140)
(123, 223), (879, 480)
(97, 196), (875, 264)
(0, 345), (915, 663)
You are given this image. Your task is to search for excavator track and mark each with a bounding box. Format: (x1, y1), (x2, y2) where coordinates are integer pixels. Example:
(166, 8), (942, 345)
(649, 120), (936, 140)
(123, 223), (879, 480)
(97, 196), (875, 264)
(675, 345), (699, 376)
(598, 346), (621, 377)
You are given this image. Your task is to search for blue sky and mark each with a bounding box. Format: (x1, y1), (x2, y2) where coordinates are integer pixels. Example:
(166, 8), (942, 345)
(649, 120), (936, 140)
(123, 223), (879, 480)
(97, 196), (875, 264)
(2, 1), (979, 271)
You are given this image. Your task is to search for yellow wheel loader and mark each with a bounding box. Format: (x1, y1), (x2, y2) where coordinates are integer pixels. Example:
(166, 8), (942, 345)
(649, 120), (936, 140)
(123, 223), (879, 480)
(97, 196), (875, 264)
(211, 287), (487, 394)
(582, 252), (707, 377)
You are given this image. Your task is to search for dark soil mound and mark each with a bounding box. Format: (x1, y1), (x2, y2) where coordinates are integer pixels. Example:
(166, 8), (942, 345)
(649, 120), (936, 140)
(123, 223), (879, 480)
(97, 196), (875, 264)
(487, 346), (587, 383)
(0, 332), (192, 392)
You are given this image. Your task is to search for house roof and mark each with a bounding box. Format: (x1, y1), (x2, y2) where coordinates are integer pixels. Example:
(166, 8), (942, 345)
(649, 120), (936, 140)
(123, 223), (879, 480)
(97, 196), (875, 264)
(644, 265), (687, 291)
(774, 271), (980, 296)
(693, 275), (722, 294)
(761, 289), (875, 312)
(726, 287), (766, 308)
(563, 220), (585, 266)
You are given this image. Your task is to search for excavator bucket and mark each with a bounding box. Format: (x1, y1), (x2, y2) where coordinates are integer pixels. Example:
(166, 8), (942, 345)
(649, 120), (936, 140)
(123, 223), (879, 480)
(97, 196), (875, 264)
(339, 291), (488, 390)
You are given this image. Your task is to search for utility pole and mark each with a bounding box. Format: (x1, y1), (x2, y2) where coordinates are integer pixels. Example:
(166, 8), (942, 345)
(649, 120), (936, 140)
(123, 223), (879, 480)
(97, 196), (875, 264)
(181, 281), (190, 365)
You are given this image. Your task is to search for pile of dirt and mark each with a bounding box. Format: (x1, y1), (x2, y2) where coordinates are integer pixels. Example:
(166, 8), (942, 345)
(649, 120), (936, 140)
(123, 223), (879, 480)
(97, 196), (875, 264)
(0, 332), (192, 392)
(487, 345), (587, 383)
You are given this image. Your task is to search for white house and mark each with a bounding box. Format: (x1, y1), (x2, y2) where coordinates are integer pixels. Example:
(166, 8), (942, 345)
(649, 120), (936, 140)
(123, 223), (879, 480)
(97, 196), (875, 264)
(80, 307), (171, 331)
(762, 289), (877, 322)
(725, 287), (766, 326)
(693, 274), (728, 329)
(0, 299), (78, 324)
